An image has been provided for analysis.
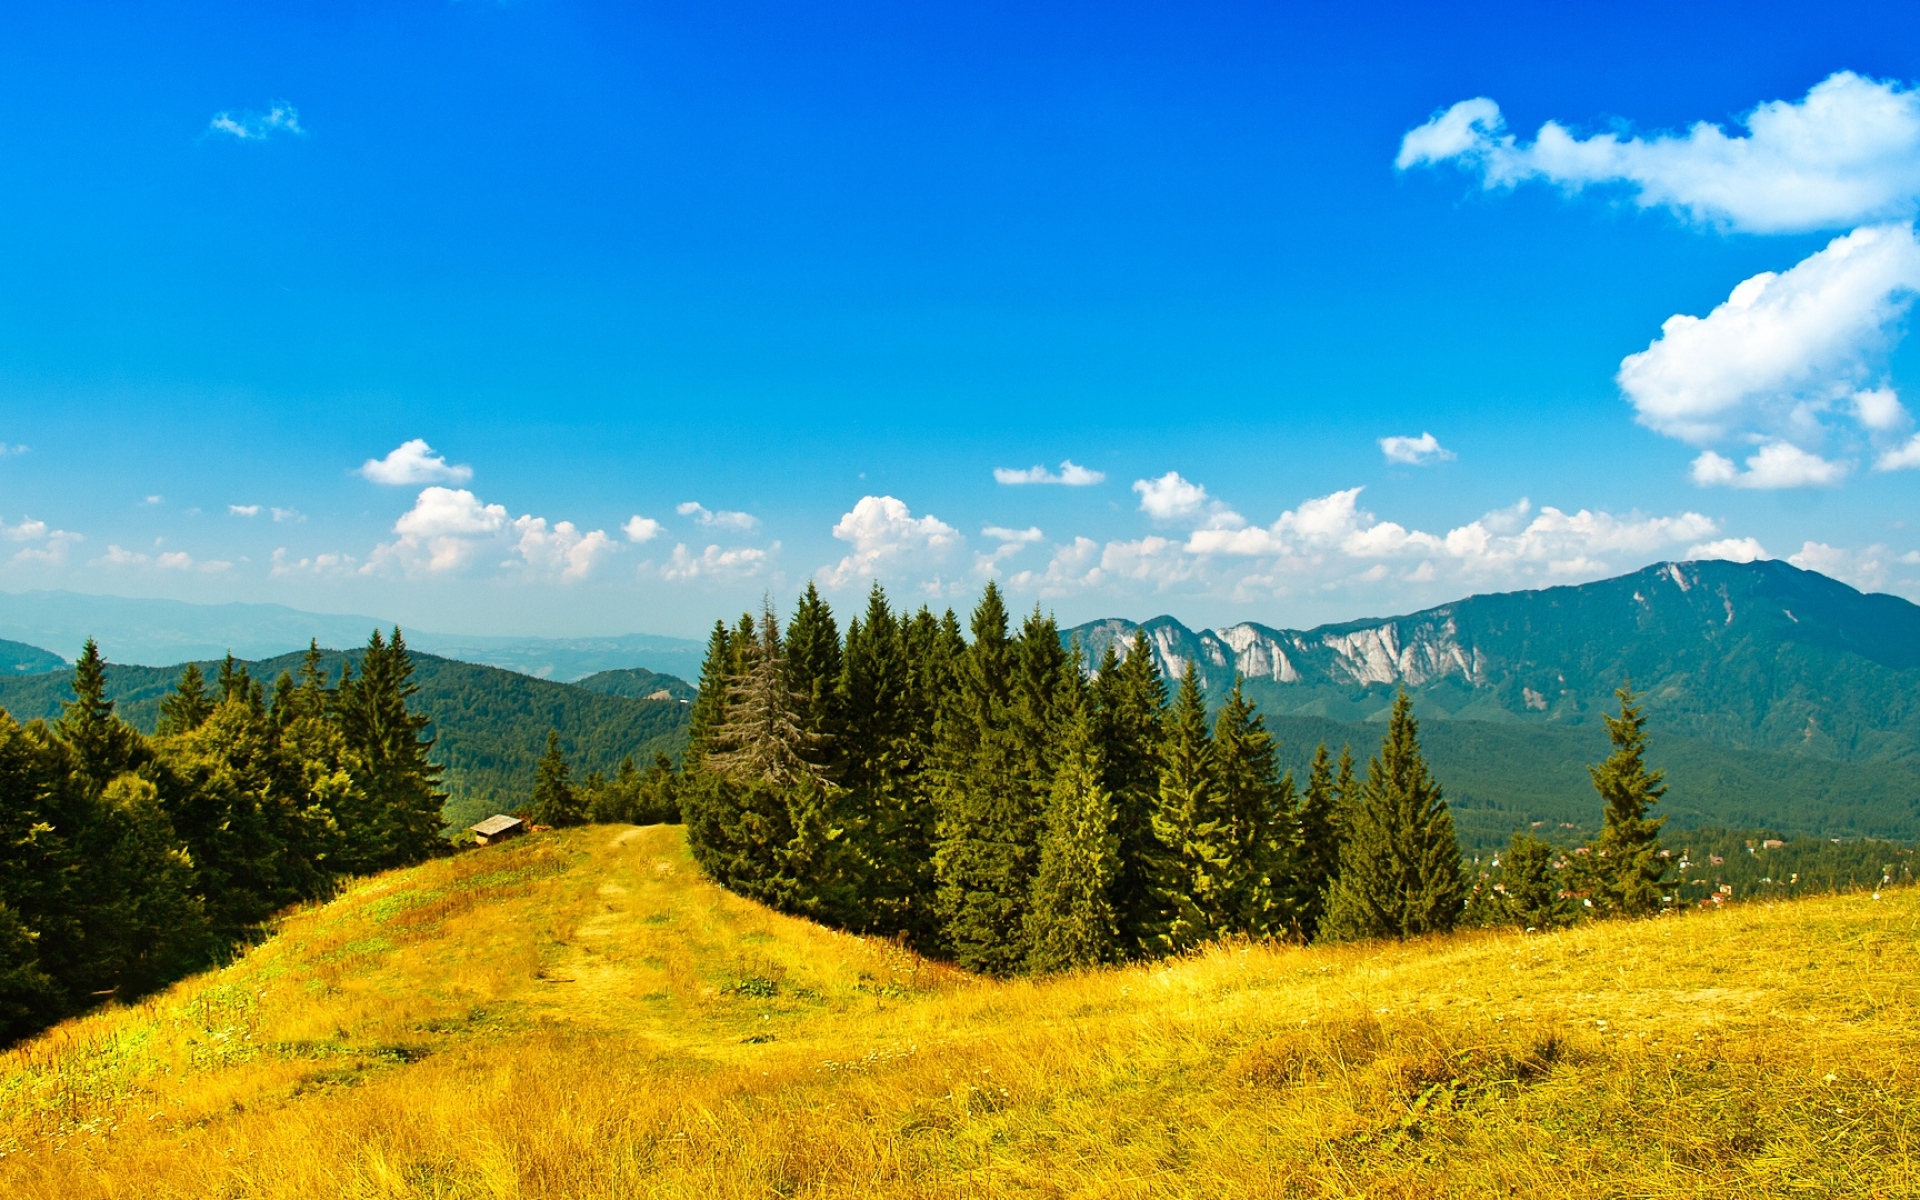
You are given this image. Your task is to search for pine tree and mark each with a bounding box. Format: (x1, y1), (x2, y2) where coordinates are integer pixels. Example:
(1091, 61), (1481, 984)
(1212, 680), (1297, 937)
(1149, 663), (1231, 951)
(55, 640), (143, 790)
(1581, 685), (1668, 917)
(784, 583), (843, 755)
(932, 582), (1039, 974)
(1483, 831), (1577, 930)
(1091, 633), (1166, 956)
(1320, 693), (1464, 941)
(836, 584), (918, 934)
(156, 662), (215, 736)
(335, 628), (446, 868)
(529, 731), (586, 826)
(1025, 702), (1119, 972)
(1292, 743), (1343, 939)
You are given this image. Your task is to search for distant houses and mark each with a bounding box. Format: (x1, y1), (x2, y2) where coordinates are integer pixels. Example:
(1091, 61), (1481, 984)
(470, 814), (526, 846)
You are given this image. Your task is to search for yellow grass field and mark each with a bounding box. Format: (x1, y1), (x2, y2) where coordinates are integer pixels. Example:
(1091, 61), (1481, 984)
(0, 823), (1913, 1198)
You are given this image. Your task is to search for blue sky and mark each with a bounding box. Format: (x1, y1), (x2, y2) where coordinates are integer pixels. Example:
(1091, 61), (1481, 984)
(4, 0), (1920, 638)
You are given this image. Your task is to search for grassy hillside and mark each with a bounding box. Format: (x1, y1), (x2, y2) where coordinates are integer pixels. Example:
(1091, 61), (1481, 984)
(0, 825), (1911, 1198)
(0, 649), (691, 831)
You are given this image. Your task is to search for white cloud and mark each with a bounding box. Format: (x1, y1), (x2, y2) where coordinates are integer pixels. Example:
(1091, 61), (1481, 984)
(1789, 540), (1898, 590)
(1, 516), (80, 566)
(358, 439), (474, 486)
(1006, 537), (1106, 597)
(508, 516), (616, 582)
(993, 459), (1106, 486)
(1133, 471), (1231, 523)
(1877, 434), (1920, 470)
(209, 102), (304, 142)
(623, 515), (665, 543)
(662, 542), (774, 582)
(364, 486), (615, 582)
(1001, 476), (1726, 604)
(143, 495), (163, 506)
(272, 507), (304, 523)
(1690, 442), (1850, 489)
(1, 517), (48, 543)
(982, 525), (1045, 543)
(1398, 72), (1920, 233)
(271, 549), (359, 578)
(817, 496), (962, 590)
(0, 444), (27, 456)
(229, 504), (262, 517)
(1615, 224), (1920, 483)
(676, 501), (760, 532)
(1379, 432), (1456, 466)
(1688, 536), (1770, 562)
(95, 545), (229, 573)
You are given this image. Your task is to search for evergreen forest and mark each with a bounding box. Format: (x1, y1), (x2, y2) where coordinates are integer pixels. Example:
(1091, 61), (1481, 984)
(0, 630), (444, 1042)
(674, 582), (1679, 974)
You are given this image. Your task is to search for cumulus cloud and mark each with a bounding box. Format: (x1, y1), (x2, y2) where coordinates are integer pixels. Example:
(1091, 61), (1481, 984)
(1379, 432), (1456, 466)
(96, 545), (230, 573)
(1398, 72), (1920, 233)
(229, 504), (262, 517)
(1133, 471), (1239, 524)
(623, 515), (665, 543)
(676, 501), (760, 532)
(1688, 536), (1770, 562)
(0, 444), (27, 456)
(817, 496), (962, 590)
(662, 543), (774, 582)
(1614, 223), (1920, 484)
(1877, 434), (1920, 470)
(272, 507), (303, 523)
(1689, 442), (1850, 489)
(1000, 475), (1726, 605)
(358, 439), (473, 486)
(364, 486), (616, 582)
(1, 516), (81, 566)
(270, 549), (359, 579)
(1788, 540), (1900, 591)
(209, 102), (305, 142)
(510, 516), (617, 582)
(982, 525), (1045, 543)
(993, 459), (1106, 486)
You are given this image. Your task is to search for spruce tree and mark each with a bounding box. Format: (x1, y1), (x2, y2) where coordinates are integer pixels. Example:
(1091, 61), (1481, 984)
(335, 628), (446, 868)
(1148, 663), (1231, 951)
(837, 584), (920, 934)
(1211, 680), (1297, 938)
(156, 662), (215, 736)
(1485, 831), (1577, 930)
(1091, 633), (1166, 956)
(529, 731), (586, 826)
(1292, 743), (1343, 940)
(784, 583), (843, 755)
(55, 639), (143, 790)
(1025, 702), (1119, 972)
(932, 582), (1036, 974)
(1320, 693), (1464, 941)
(1581, 685), (1668, 917)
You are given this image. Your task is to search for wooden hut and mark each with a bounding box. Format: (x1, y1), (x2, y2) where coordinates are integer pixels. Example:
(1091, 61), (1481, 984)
(470, 814), (527, 846)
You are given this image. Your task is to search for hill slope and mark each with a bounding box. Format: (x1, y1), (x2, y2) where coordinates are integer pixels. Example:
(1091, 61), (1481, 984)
(0, 650), (691, 830)
(1, 825), (1912, 1199)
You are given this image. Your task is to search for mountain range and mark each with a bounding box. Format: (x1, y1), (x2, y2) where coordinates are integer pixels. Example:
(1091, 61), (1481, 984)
(0, 589), (706, 680)
(1067, 559), (1920, 847)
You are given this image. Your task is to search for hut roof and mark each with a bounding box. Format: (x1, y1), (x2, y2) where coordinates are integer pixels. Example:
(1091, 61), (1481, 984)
(471, 814), (526, 837)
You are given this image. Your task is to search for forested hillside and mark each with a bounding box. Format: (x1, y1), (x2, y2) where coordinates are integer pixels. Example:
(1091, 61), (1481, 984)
(573, 666), (698, 702)
(0, 647), (691, 831)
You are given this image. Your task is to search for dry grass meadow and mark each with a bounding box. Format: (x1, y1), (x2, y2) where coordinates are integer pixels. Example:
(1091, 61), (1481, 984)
(0, 823), (1913, 1198)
